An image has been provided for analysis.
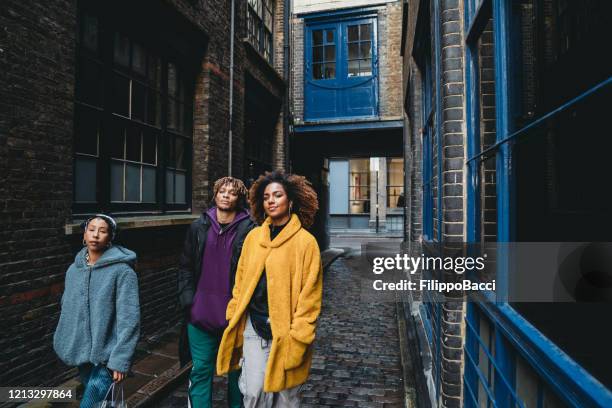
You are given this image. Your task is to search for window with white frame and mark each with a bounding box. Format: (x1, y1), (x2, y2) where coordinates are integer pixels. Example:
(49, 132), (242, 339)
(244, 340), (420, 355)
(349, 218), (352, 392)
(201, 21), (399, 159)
(247, 0), (274, 63)
(74, 7), (193, 214)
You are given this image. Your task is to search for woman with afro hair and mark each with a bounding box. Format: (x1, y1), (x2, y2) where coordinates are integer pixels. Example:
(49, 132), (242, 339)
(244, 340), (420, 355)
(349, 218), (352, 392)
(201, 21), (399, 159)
(217, 171), (323, 407)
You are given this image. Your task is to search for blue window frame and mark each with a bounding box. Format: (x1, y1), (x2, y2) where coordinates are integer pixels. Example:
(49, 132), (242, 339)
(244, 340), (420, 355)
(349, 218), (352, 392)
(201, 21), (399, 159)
(414, 0), (444, 399)
(414, 0), (441, 243)
(304, 10), (378, 121)
(464, 0), (612, 406)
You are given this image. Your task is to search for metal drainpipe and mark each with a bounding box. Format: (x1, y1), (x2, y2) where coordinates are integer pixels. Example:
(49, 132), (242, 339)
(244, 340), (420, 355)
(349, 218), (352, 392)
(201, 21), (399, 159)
(283, 0), (291, 171)
(228, 0), (235, 176)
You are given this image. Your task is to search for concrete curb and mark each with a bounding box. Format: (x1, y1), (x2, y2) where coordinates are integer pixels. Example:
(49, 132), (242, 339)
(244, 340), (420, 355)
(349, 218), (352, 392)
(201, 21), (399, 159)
(127, 362), (192, 408)
(396, 300), (418, 408)
(321, 247), (345, 270)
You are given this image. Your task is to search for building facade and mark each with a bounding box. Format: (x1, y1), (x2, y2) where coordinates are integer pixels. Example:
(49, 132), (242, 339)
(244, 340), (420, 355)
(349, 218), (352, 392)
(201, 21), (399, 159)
(401, 0), (612, 406)
(0, 0), (288, 386)
(290, 0), (405, 237)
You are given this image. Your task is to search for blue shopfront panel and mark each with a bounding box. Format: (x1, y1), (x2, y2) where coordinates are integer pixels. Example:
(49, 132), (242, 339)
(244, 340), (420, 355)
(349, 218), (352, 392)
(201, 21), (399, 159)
(329, 159), (349, 214)
(305, 16), (378, 121)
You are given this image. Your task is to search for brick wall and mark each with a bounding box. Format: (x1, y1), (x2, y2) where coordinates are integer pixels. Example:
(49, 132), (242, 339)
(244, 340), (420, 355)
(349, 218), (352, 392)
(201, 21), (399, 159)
(478, 20), (498, 242)
(0, 0), (287, 387)
(405, 61), (423, 245)
(0, 0), (78, 386)
(290, 17), (305, 124)
(402, 0), (468, 406)
(378, 1), (404, 119)
(439, 0), (466, 406)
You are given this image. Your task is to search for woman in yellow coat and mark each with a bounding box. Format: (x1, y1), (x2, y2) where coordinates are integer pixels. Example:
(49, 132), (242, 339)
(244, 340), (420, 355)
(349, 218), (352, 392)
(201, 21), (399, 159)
(217, 171), (322, 407)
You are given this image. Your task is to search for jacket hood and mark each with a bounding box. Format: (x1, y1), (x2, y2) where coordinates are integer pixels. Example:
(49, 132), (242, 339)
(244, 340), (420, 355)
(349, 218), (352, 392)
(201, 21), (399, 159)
(259, 214), (302, 248)
(75, 245), (137, 269)
(205, 207), (250, 234)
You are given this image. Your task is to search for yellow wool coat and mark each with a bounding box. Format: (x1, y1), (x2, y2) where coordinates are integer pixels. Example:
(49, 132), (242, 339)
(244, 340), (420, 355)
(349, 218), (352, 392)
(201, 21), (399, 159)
(216, 214), (323, 392)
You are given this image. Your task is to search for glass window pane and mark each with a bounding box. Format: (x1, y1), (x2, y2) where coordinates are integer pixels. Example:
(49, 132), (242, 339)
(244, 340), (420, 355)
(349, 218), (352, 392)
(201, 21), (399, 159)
(125, 128), (141, 162)
(166, 136), (175, 167)
(142, 131), (157, 165)
(77, 57), (103, 106)
(111, 161), (124, 201)
(168, 62), (178, 97)
(349, 186), (370, 200)
(178, 102), (185, 134)
(110, 123), (125, 159)
(313, 63), (323, 80)
(142, 166), (156, 203)
(81, 13), (98, 52)
(75, 108), (99, 156)
(360, 41), (371, 58)
(324, 63), (335, 79)
(75, 157), (97, 202)
(264, 31), (272, 62)
(131, 82), (146, 121)
(325, 45), (335, 62)
(348, 25), (359, 42)
(360, 58), (372, 76)
(125, 163), (141, 201)
(168, 99), (178, 130)
(112, 74), (130, 116)
(312, 30), (323, 46)
(114, 32), (130, 67)
(183, 103), (193, 136)
(132, 42), (147, 75)
(264, 8), (273, 30)
(147, 91), (160, 126)
(348, 43), (359, 60)
(360, 23), (371, 40)
(313, 46), (323, 62)
(348, 59), (359, 77)
(326, 29), (334, 43)
(148, 55), (160, 88)
(175, 172), (186, 204)
(349, 200), (369, 214)
(175, 137), (186, 170)
(165, 170), (174, 203)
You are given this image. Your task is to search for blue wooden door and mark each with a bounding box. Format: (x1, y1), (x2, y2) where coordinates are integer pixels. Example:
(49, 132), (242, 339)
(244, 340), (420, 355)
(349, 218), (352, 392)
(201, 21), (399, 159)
(305, 18), (378, 121)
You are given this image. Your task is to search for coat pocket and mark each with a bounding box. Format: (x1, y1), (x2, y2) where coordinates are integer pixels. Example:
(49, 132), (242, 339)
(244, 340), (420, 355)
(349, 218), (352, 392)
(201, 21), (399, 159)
(283, 335), (308, 370)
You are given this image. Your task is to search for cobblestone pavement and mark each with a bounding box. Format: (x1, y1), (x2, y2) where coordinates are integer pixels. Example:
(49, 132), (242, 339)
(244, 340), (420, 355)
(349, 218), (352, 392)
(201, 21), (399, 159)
(158, 252), (405, 407)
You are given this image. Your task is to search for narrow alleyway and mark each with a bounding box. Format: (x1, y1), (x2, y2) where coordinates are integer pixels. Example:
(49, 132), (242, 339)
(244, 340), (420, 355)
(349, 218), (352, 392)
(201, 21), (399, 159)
(158, 250), (405, 407)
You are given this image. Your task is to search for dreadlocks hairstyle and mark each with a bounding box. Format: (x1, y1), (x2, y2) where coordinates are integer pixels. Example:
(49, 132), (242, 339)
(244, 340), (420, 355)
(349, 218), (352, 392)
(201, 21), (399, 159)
(212, 177), (249, 210)
(249, 171), (319, 228)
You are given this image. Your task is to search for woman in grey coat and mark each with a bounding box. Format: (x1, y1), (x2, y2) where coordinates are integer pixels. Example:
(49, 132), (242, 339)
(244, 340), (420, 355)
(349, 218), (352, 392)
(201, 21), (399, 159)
(54, 214), (140, 408)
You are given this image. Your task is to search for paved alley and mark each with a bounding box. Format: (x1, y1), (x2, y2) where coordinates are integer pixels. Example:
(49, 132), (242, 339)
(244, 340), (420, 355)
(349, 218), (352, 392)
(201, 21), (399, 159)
(158, 251), (405, 407)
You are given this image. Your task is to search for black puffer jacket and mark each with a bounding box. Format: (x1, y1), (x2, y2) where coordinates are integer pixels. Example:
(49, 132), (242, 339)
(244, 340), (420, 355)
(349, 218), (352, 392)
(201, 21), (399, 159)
(177, 211), (255, 365)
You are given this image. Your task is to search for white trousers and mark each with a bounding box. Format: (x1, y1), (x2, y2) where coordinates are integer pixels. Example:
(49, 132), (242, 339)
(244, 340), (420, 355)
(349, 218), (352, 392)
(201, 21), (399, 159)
(239, 316), (301, 408)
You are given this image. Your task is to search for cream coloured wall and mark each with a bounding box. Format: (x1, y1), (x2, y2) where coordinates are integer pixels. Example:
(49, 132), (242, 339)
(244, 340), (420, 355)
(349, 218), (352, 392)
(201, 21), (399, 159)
(293, 0), (396, 15)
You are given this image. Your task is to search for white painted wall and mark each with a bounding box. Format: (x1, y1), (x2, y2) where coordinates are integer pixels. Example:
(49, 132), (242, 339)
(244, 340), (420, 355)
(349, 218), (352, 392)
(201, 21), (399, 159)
(293, 0), (396, 15)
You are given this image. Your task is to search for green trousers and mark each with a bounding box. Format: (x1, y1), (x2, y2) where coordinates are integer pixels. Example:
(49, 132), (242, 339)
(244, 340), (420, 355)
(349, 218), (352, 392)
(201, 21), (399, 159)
(188, 323), (242, 408)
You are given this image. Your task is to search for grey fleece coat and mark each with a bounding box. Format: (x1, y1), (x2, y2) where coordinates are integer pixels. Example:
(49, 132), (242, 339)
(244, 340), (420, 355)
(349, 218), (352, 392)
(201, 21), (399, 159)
(53, 246), (140, 373)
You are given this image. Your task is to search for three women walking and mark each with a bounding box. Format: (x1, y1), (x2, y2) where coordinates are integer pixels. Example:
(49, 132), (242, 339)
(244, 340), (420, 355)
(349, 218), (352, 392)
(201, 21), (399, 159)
(53, 171), (322, 408)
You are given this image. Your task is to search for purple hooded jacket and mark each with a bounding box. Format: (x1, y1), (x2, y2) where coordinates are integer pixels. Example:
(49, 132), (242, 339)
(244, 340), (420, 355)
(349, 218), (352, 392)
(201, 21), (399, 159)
(190, 207), (250, 333)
